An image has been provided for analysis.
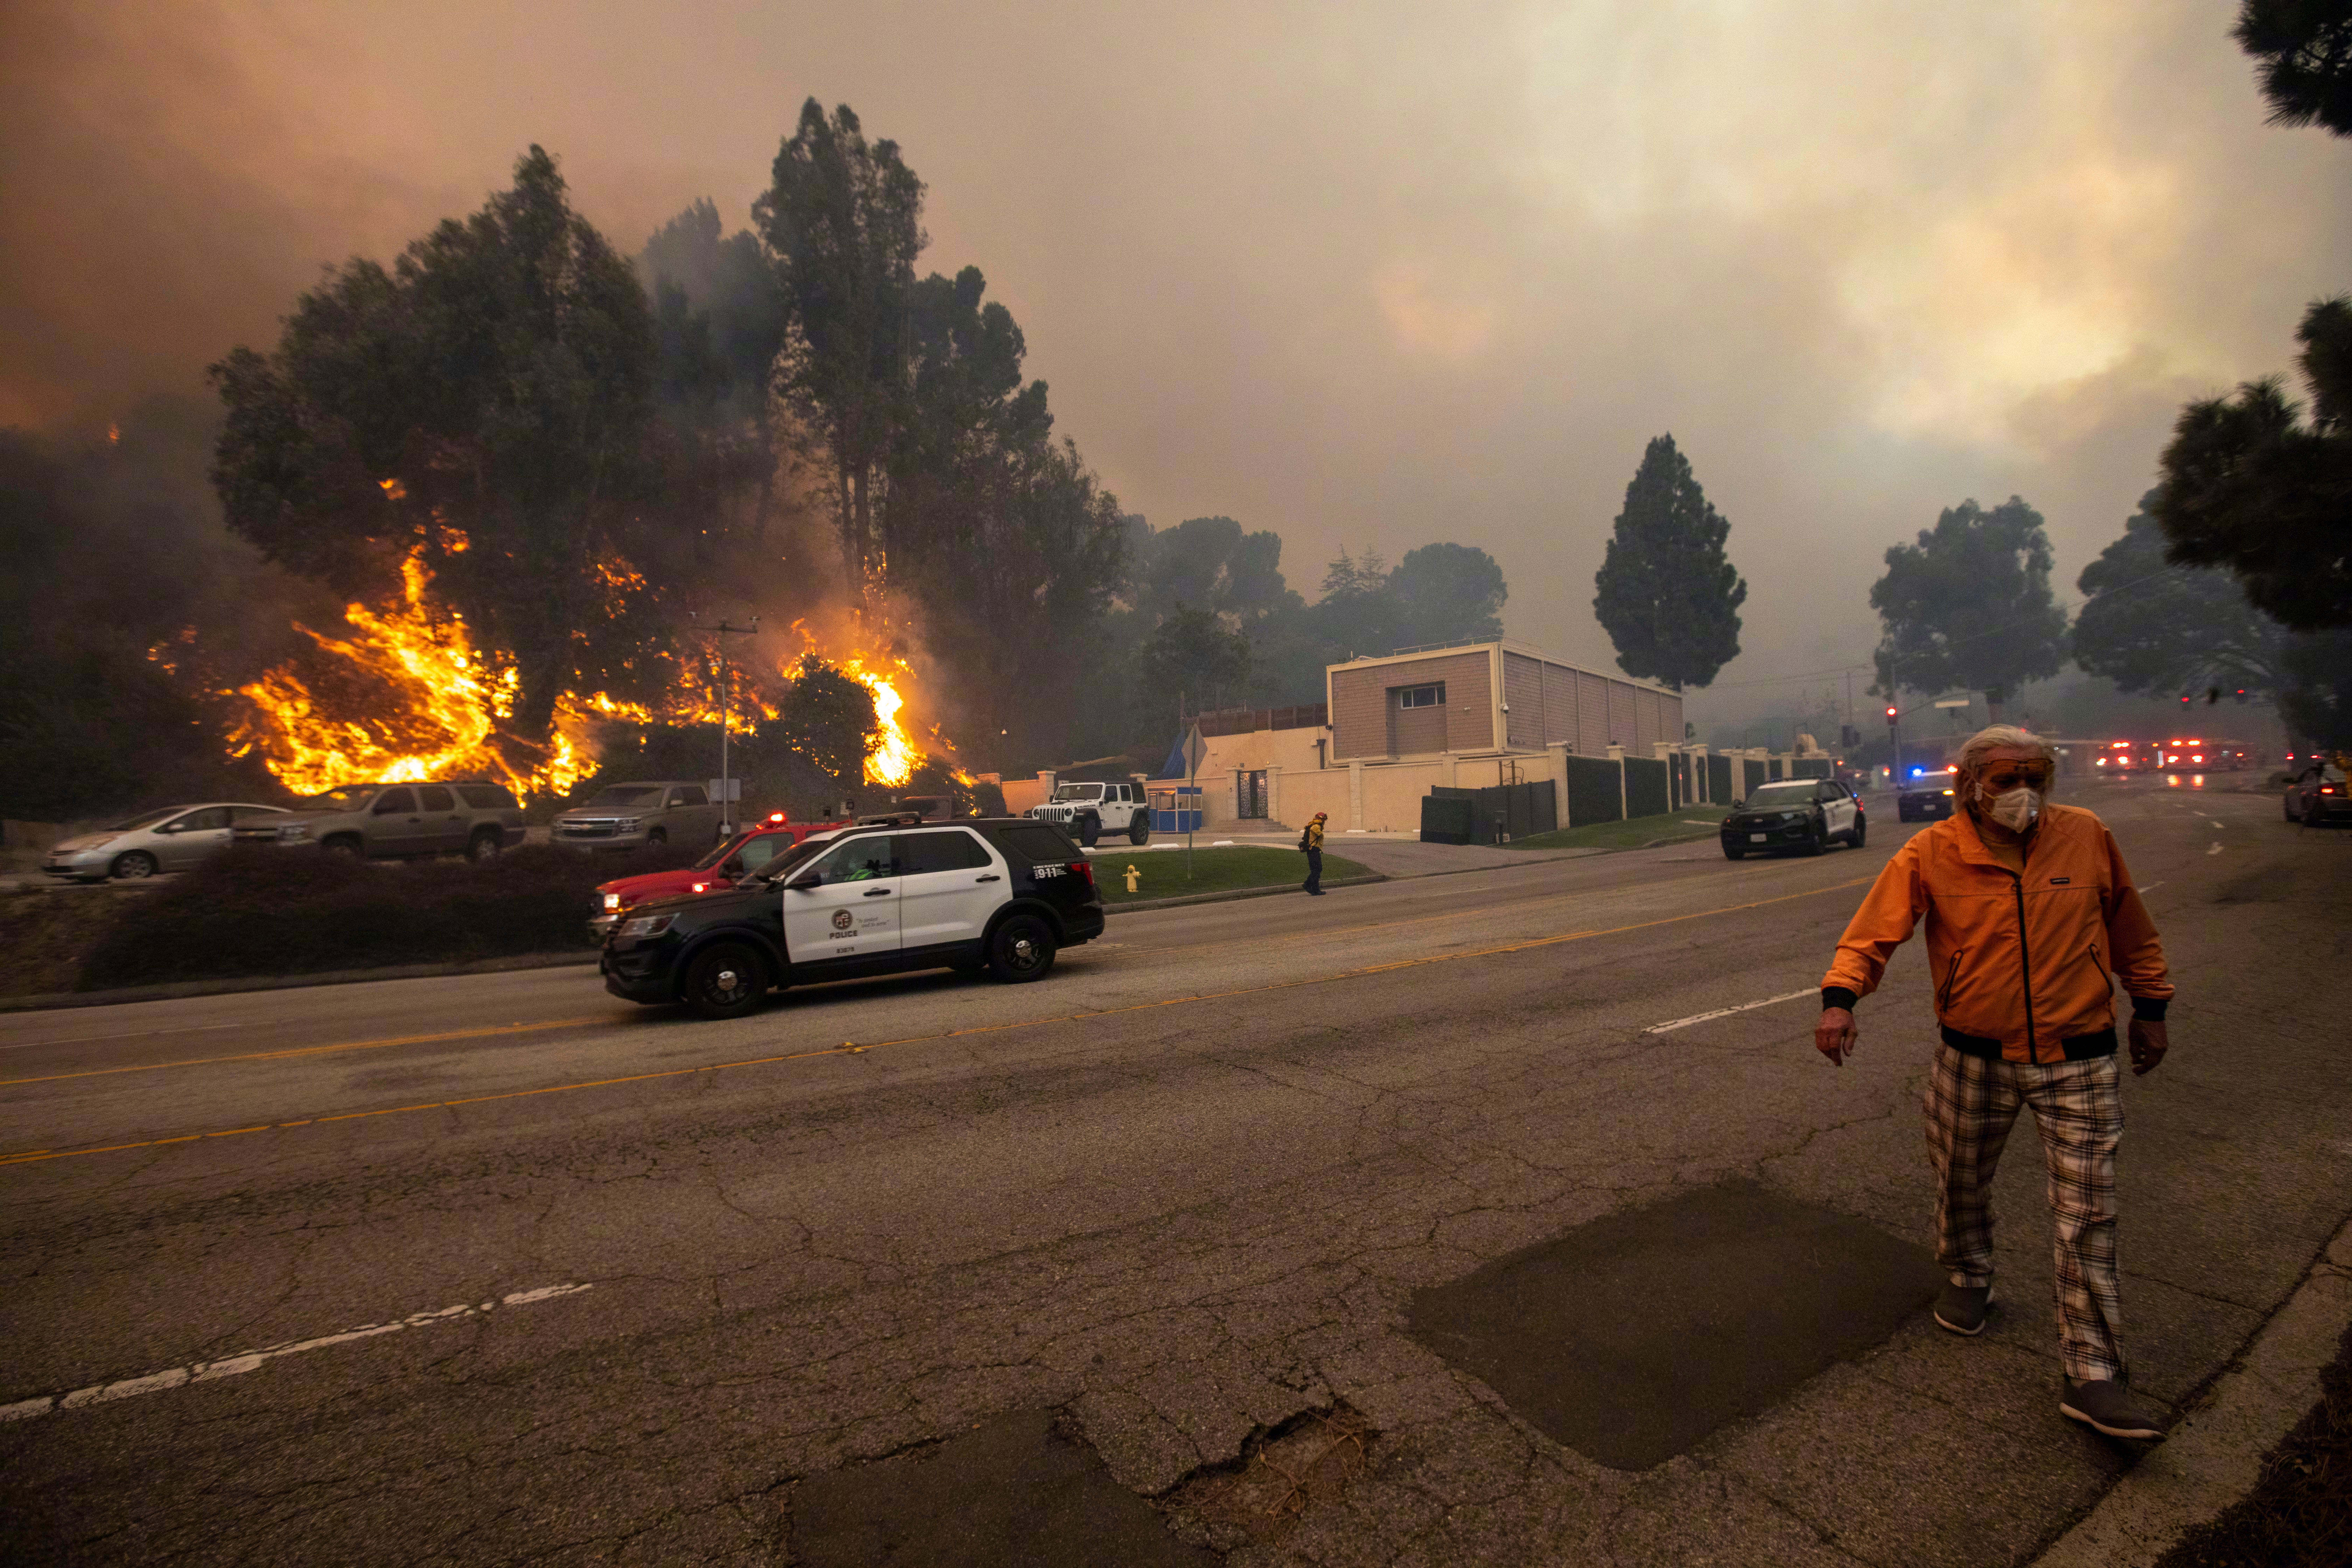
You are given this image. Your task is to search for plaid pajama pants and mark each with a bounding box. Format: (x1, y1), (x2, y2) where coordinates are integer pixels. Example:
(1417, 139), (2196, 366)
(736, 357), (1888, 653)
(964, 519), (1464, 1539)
(1924, 1042), (2126, 1382)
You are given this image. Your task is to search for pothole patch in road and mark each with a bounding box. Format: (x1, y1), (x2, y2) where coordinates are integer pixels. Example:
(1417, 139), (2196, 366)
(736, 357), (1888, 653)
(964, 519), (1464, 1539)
(1155, 1402), (1380, 1555)
(1406, 1180), (1935, 1471)
(788, 1407), (1216, 1567)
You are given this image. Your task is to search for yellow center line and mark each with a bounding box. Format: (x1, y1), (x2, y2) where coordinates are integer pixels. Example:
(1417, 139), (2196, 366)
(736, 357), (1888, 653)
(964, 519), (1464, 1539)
(0, 1017), (609, 1089)
(0, 875), (1872, 1170)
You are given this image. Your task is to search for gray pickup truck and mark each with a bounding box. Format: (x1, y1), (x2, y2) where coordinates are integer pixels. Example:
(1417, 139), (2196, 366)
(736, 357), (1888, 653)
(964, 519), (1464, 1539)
(551, 781), (726, 852)
(232, 781), (526, 861)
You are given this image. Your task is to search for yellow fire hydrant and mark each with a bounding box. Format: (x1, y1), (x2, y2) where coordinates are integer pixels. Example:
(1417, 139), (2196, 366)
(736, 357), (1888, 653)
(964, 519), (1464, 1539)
(1124, 864), (1142, 894)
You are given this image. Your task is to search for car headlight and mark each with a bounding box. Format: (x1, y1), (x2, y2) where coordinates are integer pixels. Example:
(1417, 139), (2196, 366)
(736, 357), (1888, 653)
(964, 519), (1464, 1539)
(614, 817), (643, 831)
(278, 823), (312, 840)
(601, 892), (622, 910)
(616, 913), (673, 938)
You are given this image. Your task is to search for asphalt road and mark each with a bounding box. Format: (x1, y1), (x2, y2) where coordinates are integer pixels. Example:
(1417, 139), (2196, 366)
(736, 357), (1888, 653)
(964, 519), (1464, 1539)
(2, 779), (2346, 1565)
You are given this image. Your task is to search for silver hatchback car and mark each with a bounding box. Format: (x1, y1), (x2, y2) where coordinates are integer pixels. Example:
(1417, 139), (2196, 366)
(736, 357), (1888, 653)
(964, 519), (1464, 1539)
(44, 802), (289, 882)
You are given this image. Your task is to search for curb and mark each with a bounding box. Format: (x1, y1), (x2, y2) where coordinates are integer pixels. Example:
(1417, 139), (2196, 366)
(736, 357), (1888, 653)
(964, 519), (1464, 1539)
(2030, 1212), (2352, 1567)
(0, 950), (600, 1015)
(1104, 874), (1386, 914)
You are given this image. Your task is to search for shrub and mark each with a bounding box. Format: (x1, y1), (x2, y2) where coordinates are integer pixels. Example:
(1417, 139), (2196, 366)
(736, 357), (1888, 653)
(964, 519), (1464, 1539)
(75, 840), (705, 989)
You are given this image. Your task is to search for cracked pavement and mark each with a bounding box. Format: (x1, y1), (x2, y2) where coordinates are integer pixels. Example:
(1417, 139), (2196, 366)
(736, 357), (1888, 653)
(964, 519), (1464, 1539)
(1, 778), (2346, 1564)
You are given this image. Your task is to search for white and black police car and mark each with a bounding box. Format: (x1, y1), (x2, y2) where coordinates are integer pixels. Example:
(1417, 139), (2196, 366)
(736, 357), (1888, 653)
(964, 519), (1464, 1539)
(599, 816), (1107, 1019)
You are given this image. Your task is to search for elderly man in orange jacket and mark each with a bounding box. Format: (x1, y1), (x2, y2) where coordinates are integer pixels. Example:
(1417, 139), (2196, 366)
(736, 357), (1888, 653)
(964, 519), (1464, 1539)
(1816, 724), (2173, 1440)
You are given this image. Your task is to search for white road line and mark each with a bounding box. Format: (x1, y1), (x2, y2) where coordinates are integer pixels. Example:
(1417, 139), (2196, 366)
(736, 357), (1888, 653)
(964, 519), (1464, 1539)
(2139, 883), (2163, 894)
(0, 1283), (591, 1423)
(1645, 988), (1816, 1035)
(2207, 843), (2224, 855)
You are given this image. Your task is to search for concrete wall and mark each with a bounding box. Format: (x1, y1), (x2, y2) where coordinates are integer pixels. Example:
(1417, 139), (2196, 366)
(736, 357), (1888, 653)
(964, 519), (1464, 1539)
(1001, 775), (1050, 816)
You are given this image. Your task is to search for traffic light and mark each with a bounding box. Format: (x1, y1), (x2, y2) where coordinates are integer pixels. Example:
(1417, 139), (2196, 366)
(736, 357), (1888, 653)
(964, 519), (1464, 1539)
(1884, 705), (1898, 728)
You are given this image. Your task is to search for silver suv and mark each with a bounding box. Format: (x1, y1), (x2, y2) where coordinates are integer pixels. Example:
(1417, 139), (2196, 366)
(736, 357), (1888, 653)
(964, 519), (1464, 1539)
(552, 781), (725, 852)
(233, 781), (525, 862)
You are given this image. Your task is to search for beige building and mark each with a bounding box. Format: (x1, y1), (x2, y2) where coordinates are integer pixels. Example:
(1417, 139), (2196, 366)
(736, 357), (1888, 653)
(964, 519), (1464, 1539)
(1326, 642), (1683, 761)
(1168, 640), (1695, 833)
(1001, 642), (1806, 834)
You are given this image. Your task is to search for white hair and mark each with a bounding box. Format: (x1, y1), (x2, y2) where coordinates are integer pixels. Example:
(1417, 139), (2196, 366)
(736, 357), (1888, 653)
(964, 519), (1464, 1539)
(1957, 723), (2055, 779)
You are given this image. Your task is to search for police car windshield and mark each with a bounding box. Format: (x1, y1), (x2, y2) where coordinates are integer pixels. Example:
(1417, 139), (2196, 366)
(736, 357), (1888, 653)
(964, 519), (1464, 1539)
(1745, 783), (1819, 805)
(1050, 784), (1104, 802)
(752, 836), (838, 883)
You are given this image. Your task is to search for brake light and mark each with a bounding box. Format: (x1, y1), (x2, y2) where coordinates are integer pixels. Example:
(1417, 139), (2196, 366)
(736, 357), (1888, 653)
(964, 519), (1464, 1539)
(2191, 754), (2203, 763)
(2325, 786), (2339, 796)
(1069, 859), (1095, 887)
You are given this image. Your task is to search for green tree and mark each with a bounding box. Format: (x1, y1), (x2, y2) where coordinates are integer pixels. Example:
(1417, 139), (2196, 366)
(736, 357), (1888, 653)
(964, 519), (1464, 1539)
(2234, 1), (2352, 134)
(1392, 542), (1506, 646)
(1303, 548), (1404, 664)
(1870, 497), (2070, 722)
(754, 99), (928, 604)
(2149, 9), (2352, 632)
(637, 198), (787, 405)
(209, 146), (666, 746)
(1131, 516), (1294, 622)
(880, 265), (1130, 766)
(2073, 489), (2284, 700)
(2278, 629), (2352, 748)
(2154, 296), (2352, 631)
(768, 654), (881, 789)
(1592, 434), (1747, 690)
(1138, 604), (1252, 741)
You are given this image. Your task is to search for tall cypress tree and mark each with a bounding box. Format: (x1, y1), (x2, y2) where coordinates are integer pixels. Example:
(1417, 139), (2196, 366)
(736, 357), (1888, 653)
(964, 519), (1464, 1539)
(1592, 434), (1747, 690)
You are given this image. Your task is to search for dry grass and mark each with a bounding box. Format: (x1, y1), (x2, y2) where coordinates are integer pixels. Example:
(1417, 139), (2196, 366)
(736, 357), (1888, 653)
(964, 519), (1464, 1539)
(0, 885), (156, 998)
(2156, 1319), (2352, 1568)
(1157, 1404), (1378, 1554)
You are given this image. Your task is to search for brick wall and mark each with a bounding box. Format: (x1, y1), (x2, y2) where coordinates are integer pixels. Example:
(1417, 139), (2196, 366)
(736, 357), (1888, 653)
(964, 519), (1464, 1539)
(1503, 653), (1544, 750)
(1331, 651), (1491, 759)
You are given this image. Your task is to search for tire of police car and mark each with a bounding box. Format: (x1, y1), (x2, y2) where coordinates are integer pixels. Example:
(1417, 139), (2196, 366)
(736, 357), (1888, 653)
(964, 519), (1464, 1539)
(987, 914), (1057, 983)
(682, 941), (769, 1019)
(1801, 817), (1827, 855)
(1848, 814), (1867, 848)
(1127, 812), (1150, 845)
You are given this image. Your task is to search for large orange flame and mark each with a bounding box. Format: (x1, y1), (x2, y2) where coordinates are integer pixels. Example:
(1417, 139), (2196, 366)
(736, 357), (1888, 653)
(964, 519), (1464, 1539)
(227, 546), (587, 798)
(217, 541), (947, 800)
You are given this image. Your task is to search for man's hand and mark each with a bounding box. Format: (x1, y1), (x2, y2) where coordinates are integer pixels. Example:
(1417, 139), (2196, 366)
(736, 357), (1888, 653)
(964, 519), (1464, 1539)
(2128, 1017), (2169, 1076)
(1816, 1006), (1858, 1066)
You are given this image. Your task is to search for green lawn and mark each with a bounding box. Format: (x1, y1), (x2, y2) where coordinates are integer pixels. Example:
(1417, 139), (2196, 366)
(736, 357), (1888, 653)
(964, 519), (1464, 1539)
(1092, 845), (1373, 903)
(1504, 803), (1729, 853)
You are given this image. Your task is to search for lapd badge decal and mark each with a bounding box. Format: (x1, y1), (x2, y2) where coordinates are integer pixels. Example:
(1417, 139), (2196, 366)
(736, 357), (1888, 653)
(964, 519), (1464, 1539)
(832, 909), (854, 931)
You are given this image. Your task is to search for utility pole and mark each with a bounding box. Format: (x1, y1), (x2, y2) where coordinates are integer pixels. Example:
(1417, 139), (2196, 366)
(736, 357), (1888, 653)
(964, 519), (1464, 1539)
(691, 613), (760, 835)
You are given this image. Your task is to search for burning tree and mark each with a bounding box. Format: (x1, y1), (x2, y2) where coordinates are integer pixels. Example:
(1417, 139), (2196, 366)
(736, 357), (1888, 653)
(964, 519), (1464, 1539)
(209, 146), (674, 775)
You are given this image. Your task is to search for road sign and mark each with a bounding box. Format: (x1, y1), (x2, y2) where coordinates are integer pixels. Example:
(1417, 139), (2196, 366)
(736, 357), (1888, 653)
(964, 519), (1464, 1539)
(708, 778), (745, 802)
(1181, 724), (1207, 780)
(1932, 698), (1971, 709)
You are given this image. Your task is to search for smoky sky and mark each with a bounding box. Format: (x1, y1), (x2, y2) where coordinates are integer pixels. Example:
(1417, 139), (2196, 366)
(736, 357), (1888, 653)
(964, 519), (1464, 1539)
(6, 0), (2349, 722)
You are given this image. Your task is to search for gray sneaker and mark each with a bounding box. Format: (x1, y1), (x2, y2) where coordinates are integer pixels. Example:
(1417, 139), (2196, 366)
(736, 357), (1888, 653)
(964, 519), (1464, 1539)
(2061, 1377), (2165, 1440)
(1933, 1281), (1993, 1336)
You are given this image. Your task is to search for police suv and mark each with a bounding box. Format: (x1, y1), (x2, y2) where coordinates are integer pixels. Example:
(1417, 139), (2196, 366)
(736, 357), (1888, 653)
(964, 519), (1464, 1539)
(1027, 779), (1151, 846)
(598, 817), (1106, 1019)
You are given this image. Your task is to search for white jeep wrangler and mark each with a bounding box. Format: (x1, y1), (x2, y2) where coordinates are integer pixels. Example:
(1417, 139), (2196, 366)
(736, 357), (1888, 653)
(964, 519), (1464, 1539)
(1028, 780), (1151, 847)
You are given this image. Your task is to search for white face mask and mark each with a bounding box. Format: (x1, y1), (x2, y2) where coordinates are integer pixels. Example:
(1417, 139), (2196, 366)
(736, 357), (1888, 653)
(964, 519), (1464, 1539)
(1981, 785), (2042, 832)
